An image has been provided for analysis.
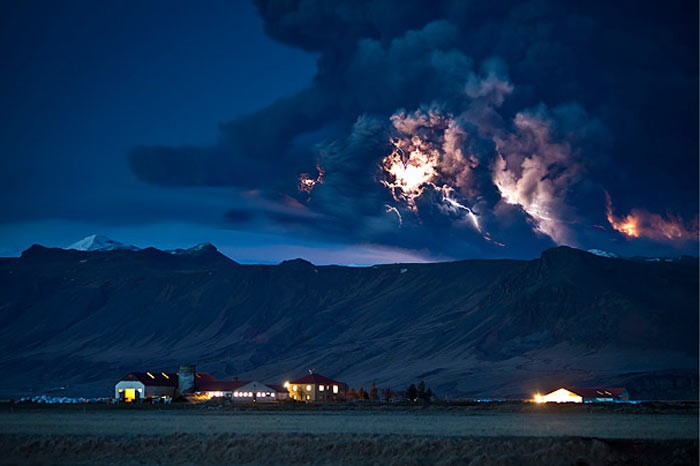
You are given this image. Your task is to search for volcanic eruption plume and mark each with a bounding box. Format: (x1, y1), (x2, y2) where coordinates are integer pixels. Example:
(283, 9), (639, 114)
(380, 108), (484, 232)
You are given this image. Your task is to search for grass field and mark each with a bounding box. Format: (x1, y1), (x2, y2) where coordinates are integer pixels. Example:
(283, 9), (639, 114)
(0, 403), (697, 465)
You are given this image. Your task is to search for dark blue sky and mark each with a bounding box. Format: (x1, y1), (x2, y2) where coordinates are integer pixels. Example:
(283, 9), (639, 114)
(1, 0), (697, 263)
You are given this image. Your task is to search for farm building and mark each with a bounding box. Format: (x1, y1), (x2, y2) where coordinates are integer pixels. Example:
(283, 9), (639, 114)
(192, 373), (242, 400)
(534, 387), (629, 403)
(114, 371), (177, 402)
(115, 365), (255, 402)
(286, 372), (347, 402)
(231, 381), (288, 403)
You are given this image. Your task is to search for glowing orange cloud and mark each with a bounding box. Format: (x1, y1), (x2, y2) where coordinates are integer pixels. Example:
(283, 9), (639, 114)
(298, 166), (325, 195)
(605, 193), (698, 242)
(381, 137), (439, 211)
(379, 108), (492, 241)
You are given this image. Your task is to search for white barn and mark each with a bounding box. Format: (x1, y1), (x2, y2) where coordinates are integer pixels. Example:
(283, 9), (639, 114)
(114, 371), (177, 402)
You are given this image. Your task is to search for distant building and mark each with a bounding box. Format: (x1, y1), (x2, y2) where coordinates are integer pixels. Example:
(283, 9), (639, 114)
(534, 387), (629, 403)
(287, 373), (347, 402)
(574, 387), (629, 403)
(114, 365), (251, 402)
(231, 381), (288, 403)
(115, 371), (177, 402)
(192, 373), (243, 400)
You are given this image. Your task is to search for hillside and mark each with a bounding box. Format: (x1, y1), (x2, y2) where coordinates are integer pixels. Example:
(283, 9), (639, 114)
(0, 245), (696, 400)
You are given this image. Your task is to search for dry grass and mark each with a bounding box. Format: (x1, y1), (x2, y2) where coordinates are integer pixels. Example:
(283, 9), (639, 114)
(0, 406), (696, 465)
(0, 433), (697, 466)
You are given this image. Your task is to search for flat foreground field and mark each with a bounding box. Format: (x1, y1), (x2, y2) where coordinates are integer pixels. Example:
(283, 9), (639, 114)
(0, 405), (697, 465)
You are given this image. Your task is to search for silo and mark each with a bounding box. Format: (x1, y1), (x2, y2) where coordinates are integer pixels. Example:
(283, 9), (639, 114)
(177, 364), (196, 395)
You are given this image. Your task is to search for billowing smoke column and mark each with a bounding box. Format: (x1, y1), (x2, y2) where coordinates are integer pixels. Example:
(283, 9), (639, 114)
(297, 92), (592, 248)
(491, 110), (581, 246)
(128, 0), (698, 259)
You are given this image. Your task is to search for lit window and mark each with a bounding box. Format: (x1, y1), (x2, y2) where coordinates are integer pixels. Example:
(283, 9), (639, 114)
(271, 393), (276, 398)
(306, 385), (312, 392)
(319, 385), (325, 392)
(292, 385), (297, 391)
(332, 385), (339, 394)
(306, 395), (310, 400)
(233, 392), (239, 397)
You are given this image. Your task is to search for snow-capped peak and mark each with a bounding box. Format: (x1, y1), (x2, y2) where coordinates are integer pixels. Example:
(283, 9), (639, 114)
(587, 249), (618, 258)
(67, 235), (139, 252)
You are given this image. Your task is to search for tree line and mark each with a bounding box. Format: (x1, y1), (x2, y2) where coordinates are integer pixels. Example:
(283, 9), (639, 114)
(344, 380), (433, 402)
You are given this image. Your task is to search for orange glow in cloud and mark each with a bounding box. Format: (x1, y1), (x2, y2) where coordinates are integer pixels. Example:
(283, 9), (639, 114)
(605, 193), (698, 242)
(381, 137), (439, 212)
(378, 109), (492, 240)
(298, 165), (325, 195)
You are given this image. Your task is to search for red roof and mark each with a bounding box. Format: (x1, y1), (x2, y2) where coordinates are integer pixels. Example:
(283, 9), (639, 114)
(572, 387), (627, 398)
(120, 372), (178, 387)
(119, 371), (254, 392)
(291, 373), (342, 386)
(196, 379), (249, 392)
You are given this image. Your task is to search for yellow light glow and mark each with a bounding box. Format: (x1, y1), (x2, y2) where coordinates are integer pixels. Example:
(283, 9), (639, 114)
(124, 388), (136, 402)
(306, 385), (312, 392)
(283, 381), (290, 388)
(534, 388), (583, 403)
(146, 372), (155, 379)
(161, 372), (169, 379)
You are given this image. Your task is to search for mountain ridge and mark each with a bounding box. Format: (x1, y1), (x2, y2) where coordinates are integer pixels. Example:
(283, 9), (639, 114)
(0, 243), (696, 400)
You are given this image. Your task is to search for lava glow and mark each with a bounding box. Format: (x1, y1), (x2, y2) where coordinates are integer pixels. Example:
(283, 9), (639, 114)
(605, 193), (698, 241)
(381, 138), (439, 211)
(379, 109), (491, 240)
(298, 166), (325, 195)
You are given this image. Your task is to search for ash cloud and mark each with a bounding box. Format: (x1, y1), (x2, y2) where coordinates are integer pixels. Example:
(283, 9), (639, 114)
(128, 0), (698, 259)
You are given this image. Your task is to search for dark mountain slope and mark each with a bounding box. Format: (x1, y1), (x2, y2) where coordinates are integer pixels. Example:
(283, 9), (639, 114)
(467, 247), (698, 358)
(0, 245), (696, 399)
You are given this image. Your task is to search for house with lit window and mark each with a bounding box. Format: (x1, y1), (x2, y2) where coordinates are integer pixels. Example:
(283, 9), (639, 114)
(533, 386), (629, 403)
(286, 373), (347, 402)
